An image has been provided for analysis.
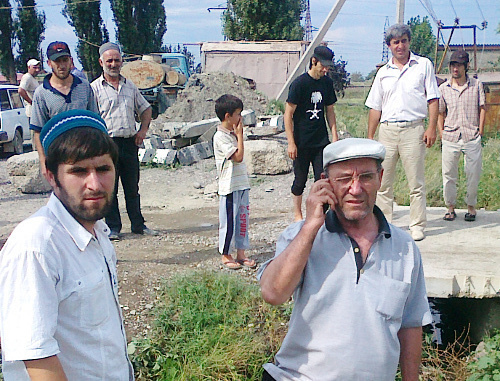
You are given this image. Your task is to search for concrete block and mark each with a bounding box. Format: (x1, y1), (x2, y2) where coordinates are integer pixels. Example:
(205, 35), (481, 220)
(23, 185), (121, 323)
(153, 149), (177, 165)
(144, 135), (164, 149)
(172, 137), (194, 149)
(162, 139), (174, 150)
(138, 148), (156, 164)
(194, 141), (213, 159)
(243, 140), (292, 175)
(180, 118), (219, 139)
(241, 109), (256, 126)
(161, 122), (187, 138)
(177, 145), (204, 166)
(196, 124), (217, 144)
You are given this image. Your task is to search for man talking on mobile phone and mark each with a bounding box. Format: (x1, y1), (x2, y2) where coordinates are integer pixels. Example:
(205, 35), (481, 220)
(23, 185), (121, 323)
(258, 138), (432, 381)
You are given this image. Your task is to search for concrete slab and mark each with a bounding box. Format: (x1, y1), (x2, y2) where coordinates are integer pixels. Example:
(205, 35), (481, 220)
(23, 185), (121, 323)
(391, 205), (500, 298)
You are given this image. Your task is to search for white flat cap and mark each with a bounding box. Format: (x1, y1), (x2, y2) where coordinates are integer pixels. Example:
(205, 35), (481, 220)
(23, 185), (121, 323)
(323, 138), (386, 170)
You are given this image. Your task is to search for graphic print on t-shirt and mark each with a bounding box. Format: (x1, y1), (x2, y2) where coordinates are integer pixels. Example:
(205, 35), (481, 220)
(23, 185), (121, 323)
(307, 91), (323, 120)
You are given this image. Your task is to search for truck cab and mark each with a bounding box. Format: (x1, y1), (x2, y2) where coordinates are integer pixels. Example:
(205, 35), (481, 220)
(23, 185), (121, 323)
(161, 53), (191, 79)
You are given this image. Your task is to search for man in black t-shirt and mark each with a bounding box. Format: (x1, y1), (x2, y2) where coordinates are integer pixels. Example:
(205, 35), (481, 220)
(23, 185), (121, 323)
(285, 45), (339, 221)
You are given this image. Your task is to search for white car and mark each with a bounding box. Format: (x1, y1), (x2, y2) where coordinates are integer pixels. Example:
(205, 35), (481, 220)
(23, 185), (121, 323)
(0, 84), (30, 154)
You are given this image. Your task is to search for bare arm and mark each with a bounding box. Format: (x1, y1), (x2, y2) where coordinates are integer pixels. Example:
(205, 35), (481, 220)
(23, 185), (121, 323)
(260, 178), (337, 305)
(24, 355), (68, 381)
(284, 102), (298, 160)
(437, 112), (445, 139)
(230, 118), (245, 163)
(398, 326), (423, 381)
(19, 87), (32, 104)
(367, 109), (382, 139)
(33, 131), (47, 177)
(479, 105), (486, 136)
(134, 106), (152, 146)
(326, 104), (338, 142)
(423, 99), (439, 148)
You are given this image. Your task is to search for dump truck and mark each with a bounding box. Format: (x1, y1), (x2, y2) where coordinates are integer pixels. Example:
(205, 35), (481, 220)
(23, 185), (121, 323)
(121, 53), (191, 119)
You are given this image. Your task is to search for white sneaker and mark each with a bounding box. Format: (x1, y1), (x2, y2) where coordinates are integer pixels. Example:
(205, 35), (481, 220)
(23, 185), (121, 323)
(410, 230), (425, 241)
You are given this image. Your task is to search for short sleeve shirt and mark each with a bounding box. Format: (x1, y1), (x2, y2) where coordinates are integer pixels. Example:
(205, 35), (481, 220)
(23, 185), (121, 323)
(30, 74), (98, 132)
(91, 75), (151, 138)
(0, 194), (133, 380)
(365, 53), (440, 122)
(213, 126), (250, 195)
(439, 76), (485, 143)
(19, 72), (39, 117)
(287, 72), (337, 149)
(257, 207), (432, 380)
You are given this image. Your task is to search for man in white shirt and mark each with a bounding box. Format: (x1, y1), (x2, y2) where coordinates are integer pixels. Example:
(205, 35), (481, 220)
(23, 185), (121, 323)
(366, 23), (440, 241)
(18, 58), (41, 120)
(0, 109), (134, 381)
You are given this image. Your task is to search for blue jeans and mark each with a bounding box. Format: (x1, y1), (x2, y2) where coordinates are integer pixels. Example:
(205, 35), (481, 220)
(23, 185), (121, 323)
(105, 136), (145, 233)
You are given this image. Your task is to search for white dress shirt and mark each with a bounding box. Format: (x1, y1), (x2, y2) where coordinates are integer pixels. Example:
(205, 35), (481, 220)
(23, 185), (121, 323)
(365, 53), (440, 122)
(0, 194), (133, 380)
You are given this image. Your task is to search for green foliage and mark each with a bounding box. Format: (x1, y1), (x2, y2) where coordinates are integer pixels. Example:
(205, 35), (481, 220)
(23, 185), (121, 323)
(130, 271), (292, 380)
(467, 331), (500, 380)
(0, 0), (17, 83)
(266, 99), (285, 115)
(63, 0), (109, 81)
(14, 0), (45, 72)
(349, 72), (364, 82)
(162, 44), (195, 74)
(223, 0), (305, 41)
(111, 0), (166, 55)
(407, 16), (436, 61)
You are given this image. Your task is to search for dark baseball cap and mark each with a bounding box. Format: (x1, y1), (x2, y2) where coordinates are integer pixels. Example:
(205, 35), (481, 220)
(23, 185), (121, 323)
(313, 45), (334, 67)
(450, 50), (469, 64)
(47, 41), (71, 61)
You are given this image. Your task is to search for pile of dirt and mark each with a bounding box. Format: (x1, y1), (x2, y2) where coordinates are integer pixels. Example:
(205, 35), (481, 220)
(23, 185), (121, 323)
(156, 72), (269, 123)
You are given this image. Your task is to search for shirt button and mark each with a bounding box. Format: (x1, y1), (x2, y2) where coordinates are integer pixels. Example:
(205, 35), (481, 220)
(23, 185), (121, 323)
(354, 248), (360, 253)
(360, 269), (365, 274)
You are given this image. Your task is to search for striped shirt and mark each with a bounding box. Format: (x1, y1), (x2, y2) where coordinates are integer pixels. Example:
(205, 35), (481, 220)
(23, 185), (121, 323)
(439, 76), (485, 143)
(91, 75), (150, 138)
(30, 74), (98, 132)
(213, 126), (250, 196)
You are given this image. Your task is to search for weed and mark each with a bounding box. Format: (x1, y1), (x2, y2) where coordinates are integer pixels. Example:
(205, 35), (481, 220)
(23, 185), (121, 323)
(129, 271), (291, 380)
(266, 99), (285, 115)
(467, 330), (500, 380)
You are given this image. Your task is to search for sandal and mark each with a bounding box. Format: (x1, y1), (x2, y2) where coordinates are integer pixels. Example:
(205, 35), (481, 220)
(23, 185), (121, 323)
(236, 258), (257, 268)
(443, 211), (456, 221)
(464, 213), (476, 222)
(222, 260), (242, 270)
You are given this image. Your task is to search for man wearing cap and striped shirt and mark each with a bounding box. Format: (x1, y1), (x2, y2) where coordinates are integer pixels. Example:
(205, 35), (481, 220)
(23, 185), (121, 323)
(0, 110), (134, 381)
(259, 138), (431, 381)
(30, 41), (98, 176)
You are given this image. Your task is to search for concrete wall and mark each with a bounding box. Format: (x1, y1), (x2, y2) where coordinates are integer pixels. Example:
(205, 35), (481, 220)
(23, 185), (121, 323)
(201, 41), (308, 99)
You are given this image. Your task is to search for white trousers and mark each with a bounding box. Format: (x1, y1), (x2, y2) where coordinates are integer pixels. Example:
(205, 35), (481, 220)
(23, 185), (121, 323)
(377, 121), (427, 231)
(442, 136), (482, 207)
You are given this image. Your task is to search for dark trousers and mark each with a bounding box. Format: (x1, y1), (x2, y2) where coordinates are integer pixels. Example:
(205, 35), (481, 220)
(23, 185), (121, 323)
(106, 136), (145, 233)
(262, 370), (276, 381)
(291, 146), (324, 196)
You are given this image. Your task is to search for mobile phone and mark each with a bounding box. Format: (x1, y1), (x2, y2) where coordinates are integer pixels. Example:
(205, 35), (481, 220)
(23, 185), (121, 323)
(323, 203), (330, 214)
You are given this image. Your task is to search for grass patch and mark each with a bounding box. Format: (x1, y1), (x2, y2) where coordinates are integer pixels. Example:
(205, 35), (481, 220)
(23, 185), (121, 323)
(129, 271), (291, 380)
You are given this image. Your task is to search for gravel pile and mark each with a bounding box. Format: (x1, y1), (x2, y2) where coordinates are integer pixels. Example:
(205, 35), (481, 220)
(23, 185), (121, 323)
(156, 71), (269, 123)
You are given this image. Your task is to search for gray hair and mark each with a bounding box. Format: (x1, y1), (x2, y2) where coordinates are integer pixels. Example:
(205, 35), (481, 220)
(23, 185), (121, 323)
(385, 24), (411, 46)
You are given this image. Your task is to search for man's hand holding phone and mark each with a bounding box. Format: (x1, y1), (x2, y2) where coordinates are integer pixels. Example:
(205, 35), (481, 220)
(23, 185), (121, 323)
(304, 178), (337, 232)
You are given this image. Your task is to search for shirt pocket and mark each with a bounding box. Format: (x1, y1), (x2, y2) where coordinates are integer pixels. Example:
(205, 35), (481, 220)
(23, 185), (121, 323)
(372, 273), (411, 321)
(76, 270), (110, 327)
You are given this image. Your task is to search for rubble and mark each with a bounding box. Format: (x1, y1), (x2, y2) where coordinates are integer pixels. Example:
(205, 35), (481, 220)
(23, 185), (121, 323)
(7, 151), (51, 194)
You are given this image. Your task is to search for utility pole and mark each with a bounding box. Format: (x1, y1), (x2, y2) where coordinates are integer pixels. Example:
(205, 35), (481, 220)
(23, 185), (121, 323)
(276, 0), (348, 101)
(304, 0), (313, 41)
(396, 0), (404, 23)
(382, 17), (390, 63)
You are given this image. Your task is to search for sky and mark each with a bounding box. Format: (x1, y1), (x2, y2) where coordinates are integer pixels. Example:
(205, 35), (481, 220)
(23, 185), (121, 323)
(26, 0), (500, 75)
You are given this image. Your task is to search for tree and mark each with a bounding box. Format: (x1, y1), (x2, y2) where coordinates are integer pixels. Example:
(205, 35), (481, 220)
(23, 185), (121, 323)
(14, 0), (45, 72)
(327, 57), (350, 98)
(0, 0), (17, 83)
(350, 72), (364, 82)
(111, 0), (166, 54)
(63, 0), (109, 80)
(407, 16), (436, 61)
(223, 0), (305, 41)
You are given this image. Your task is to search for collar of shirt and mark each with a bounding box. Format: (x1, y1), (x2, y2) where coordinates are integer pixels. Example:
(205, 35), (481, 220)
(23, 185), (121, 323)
(217, 125), (234, 135)
(445, 74), (471, 90)
(325, 205), (391, 238)
(46, 193), (106, 251)
(43, 73), (82, 101)
(386, 52), (419, 71)
(98, 73), (126, 87)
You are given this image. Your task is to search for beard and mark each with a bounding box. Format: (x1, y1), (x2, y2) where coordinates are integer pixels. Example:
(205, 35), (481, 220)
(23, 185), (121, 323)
(103, 66), (120, 78)
(57, 187), (113, 226)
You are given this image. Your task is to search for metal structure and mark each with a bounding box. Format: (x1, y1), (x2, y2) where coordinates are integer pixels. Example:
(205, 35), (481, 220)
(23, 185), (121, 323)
(382, 17), (390, 63)
(304, 0), (313, 42)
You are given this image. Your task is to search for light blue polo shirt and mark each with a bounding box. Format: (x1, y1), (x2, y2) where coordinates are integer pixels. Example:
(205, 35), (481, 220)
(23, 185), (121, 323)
(258, 207), (432, 381)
